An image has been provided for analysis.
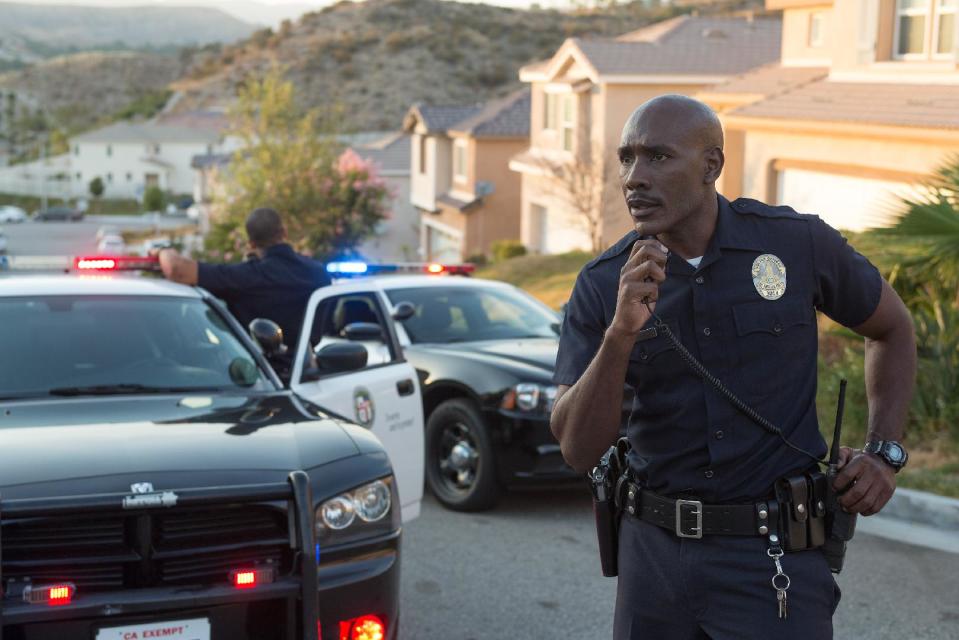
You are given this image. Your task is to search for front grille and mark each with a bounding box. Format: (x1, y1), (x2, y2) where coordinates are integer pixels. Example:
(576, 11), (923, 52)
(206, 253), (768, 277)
(1, 505), (293, 594)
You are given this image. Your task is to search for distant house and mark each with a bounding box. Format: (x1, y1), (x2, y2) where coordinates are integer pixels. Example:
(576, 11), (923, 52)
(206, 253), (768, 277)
(701, 0), (959, 231)
(69, 113), (237, 200)
(190, 133), (418, 262)
(403, 89), (531, 262)
(510, 16), (783, 253)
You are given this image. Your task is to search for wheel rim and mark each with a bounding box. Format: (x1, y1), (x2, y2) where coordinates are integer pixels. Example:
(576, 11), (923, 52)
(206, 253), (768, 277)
(434, 420), (480, 495)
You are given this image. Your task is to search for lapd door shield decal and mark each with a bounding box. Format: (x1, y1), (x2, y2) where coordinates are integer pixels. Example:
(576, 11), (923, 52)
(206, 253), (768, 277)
(751, 254), (786, 300)
(353, 387), (375, 427)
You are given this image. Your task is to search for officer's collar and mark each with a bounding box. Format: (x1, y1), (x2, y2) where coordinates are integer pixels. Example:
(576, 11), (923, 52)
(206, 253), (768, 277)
(263, 243), (296, 257)
(686, 195), (763, 272)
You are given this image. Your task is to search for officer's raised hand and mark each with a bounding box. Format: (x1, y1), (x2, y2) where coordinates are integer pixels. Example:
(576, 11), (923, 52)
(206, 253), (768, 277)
(610, 238), (667, 337)
(832, 446), (896, 516)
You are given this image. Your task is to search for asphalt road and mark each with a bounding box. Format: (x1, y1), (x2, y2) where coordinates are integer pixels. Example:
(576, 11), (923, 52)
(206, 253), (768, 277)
(0, 215), (189, 257)
(400, 489), (959, 640)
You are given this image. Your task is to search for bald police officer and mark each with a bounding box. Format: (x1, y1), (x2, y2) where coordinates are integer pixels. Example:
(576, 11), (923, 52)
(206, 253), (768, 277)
(157, 207), (331, 351)
(550, 95), (916, 639)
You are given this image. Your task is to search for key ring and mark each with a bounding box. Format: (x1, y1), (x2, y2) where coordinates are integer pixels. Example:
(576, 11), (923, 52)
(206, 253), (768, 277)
(771, 573), (791, 591)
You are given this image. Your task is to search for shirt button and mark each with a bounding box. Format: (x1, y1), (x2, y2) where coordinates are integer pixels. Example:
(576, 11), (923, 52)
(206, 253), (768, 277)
(703, 327), (711, 336)
(694, 276), (704, 284)
(704, 470), (715, 479)
(714, 430), (724, 440)
(640, 351), (648, 361)
(773, 324), (783, 334)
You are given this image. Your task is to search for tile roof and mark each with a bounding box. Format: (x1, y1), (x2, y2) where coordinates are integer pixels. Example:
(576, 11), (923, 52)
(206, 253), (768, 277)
(448, 88), (530, 138)
(569, 17), (781, 77)
(355, 132), (411, 174)
(72, 121), (222, 144)
(703, 64), (828, 97)
(405, 104), (484, 134)
(731, 79), (959, 129)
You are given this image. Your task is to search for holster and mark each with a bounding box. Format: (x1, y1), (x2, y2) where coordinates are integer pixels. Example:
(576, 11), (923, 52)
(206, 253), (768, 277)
(590, 438), (630, 577)
(774, 470), (828, 553)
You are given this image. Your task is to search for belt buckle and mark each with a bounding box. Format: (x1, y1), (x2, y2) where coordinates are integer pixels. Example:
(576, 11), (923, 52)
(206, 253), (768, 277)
(675, 499), (703, 539)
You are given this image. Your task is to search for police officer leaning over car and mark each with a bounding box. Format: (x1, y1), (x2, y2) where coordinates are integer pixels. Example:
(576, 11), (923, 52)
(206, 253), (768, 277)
(549, 95), (917, 639)
(157, 207), (331, 351)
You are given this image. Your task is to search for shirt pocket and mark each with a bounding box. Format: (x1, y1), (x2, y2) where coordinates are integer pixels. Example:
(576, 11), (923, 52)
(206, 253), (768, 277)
(627, 319), (690, 409)
(731, 298), (815, 394)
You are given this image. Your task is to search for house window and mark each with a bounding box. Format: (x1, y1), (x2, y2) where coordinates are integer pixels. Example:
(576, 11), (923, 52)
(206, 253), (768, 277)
(561, 95), (575, 152)
(419, 135), (427, 174)
(107, 173), (113, 183)
(106, 145), (112, 157)
(73, 145), (79, 156)
(809, 12), (825, 47)
(126, 172), (132, 182)
(453, 139), (467, 183)
(936, 0), (956, 55)
(543, 93), (558, 131)
(75, 172), (81, 181)
(895, 0), (956, 57)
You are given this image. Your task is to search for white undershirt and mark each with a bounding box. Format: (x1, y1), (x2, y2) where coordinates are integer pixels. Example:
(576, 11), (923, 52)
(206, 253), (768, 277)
(687, 256), (704, 268)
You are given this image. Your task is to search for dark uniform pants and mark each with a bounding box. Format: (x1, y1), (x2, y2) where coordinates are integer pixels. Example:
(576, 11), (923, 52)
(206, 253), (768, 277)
(613, 516), (841, 640)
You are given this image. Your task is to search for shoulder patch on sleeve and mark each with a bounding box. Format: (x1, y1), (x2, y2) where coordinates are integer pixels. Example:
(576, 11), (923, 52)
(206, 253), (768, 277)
(585, 230), (639, 271)
(730, 198), (804, 220)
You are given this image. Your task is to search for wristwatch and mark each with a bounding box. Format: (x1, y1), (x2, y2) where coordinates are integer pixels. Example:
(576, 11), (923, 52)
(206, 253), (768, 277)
(864, 440), (908, 473)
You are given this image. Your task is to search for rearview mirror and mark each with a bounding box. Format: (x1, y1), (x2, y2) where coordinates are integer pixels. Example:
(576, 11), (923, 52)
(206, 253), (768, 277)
(391, 301), (416, 321)
(341, 322), (383, 341)
(315, 342), (368, 373)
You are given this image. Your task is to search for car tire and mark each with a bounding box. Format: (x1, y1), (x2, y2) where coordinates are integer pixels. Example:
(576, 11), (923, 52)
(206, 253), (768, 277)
(425, 398), (501, 512)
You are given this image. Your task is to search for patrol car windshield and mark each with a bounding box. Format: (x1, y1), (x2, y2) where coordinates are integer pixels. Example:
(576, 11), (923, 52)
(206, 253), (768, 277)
(386, 285), (560, 344)
(0, 295), (272, 398)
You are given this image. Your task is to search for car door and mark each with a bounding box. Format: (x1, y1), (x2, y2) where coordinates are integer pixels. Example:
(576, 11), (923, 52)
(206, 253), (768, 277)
(291, 282), (424, 522)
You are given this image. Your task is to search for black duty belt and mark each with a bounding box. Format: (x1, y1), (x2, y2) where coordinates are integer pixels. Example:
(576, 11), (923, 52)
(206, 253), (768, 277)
(623, 482), (773, 539)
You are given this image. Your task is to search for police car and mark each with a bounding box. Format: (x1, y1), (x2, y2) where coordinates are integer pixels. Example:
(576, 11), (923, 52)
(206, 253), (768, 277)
(318, 262), (632, 512)
(0, 261), (406, 640)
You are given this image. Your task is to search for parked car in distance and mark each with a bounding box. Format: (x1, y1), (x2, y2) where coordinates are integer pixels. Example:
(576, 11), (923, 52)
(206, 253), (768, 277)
(96, 234), (126, 254)
(34, 206), (83, 222)
(0, 206), (27, 223)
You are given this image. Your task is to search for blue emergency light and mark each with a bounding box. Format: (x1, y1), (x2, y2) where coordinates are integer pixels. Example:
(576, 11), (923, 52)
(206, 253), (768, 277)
(325, 262), (475, 277)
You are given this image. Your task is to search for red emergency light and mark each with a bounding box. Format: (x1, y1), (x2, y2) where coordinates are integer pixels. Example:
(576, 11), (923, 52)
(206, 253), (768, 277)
(23, 582), (76, 606)
(74, 256), (160, 272)
(339, 614), (386, 640)
(229, 566), (275, 589)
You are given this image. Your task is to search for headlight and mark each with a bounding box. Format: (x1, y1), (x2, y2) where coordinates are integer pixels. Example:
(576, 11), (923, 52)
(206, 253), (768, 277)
(501, 383), (558, 413)
(315, 477), (396, 547)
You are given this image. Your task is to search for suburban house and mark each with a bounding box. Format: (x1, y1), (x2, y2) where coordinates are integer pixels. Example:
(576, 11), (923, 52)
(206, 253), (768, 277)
(700, 0), (959, 231)
(509, 16), (783, 254)
(190, 132), (418, 263)
(403, 89), (530, 262)
(69, 112), (236, 200)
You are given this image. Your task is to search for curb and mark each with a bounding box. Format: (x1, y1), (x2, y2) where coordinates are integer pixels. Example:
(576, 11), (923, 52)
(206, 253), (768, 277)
(880, 487), (959, 529)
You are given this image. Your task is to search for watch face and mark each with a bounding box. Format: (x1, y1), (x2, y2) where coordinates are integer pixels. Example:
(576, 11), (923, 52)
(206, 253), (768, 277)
(886, 443), (905, 463)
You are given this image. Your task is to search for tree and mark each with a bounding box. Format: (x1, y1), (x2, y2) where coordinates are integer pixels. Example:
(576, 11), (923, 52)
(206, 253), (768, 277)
(143, 185), (165, 213)
(208, 66), (389, 260)
(88, 176), (104, 213)
(534, 140), (619, 253)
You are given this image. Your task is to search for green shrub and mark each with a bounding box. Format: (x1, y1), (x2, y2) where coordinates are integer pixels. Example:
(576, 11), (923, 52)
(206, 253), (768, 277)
(465, 253), (488, 267)
(491, 240), (527, 262)
(143, 186), (165, 212)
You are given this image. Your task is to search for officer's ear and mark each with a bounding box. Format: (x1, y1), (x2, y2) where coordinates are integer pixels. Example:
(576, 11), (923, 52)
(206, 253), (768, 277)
(703, 146), (724, 185)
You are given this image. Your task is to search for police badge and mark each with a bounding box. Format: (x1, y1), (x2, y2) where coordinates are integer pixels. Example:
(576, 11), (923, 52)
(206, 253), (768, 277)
(751, 254), (787, 300)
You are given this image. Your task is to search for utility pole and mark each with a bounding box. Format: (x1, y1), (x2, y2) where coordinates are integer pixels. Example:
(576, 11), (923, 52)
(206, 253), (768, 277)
(40, 135), (48, 212)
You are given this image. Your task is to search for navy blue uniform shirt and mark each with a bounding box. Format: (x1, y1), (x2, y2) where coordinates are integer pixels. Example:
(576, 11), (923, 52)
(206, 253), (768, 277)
(553, 196), (882, 503)
(197, 243), (331, 350)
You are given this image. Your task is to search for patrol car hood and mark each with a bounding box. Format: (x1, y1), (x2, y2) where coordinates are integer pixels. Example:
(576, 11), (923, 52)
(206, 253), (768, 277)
(411, 338), (557, 377)
(0, 392), (368, 500)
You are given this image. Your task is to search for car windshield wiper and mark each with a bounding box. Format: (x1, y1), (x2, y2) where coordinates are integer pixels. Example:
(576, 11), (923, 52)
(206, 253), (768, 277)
(48, 384), (228, 397)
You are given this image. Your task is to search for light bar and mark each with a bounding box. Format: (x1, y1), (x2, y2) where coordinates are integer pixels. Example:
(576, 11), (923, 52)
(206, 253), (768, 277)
(229, 566), (275, 589)
(74, 255), (160, 272)
(23, 582), (76, 606)
(326, 262), (475, 278)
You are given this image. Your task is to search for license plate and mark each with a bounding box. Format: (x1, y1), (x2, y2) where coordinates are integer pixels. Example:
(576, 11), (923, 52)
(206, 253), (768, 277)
(95, 617), (210, 640)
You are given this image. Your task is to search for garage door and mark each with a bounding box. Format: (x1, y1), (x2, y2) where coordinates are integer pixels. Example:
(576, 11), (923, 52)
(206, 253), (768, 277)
(777, 168), (921, 231)
(530, 203), (591, 254)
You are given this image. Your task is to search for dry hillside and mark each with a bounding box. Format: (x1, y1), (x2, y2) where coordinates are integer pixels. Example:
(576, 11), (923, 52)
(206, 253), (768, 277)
(170, 0), (682, 130)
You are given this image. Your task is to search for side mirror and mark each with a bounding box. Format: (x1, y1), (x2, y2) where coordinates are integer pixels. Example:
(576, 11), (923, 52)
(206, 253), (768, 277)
(391, 301), (416, 321)
(249, 318), (287, 357)
(315, 342), (368, 373)
(341, 322), (383, 341)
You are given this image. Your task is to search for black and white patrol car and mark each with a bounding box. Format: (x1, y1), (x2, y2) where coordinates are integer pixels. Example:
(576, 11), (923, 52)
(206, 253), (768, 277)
(318, 265), (632, 512)
(0, 273), (410, 640)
